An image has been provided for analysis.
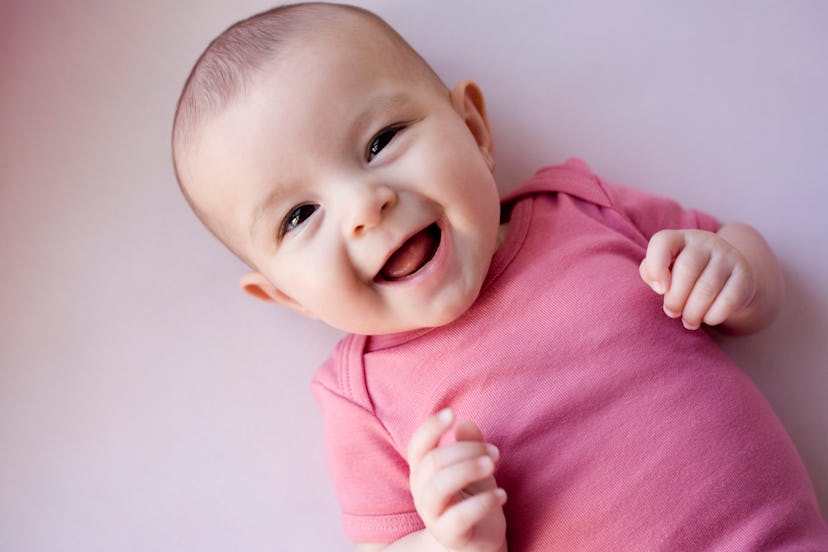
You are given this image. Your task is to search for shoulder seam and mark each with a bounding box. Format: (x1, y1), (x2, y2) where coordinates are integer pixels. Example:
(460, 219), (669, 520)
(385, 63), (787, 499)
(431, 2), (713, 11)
(311, 378), (375, 415)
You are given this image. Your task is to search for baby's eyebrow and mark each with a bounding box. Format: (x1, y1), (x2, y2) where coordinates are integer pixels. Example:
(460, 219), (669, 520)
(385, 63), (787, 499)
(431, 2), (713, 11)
(351, 92), (415, 135)
(249, 185), (288, 239)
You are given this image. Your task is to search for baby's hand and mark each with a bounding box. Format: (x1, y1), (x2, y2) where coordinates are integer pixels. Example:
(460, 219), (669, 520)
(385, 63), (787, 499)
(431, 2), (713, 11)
(407, 409), (507, 552)
(639, 229), (757, 330)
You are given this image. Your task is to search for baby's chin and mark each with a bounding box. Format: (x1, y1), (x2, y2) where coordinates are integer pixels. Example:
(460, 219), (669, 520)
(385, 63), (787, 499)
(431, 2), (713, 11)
(358, 290), (484, 336)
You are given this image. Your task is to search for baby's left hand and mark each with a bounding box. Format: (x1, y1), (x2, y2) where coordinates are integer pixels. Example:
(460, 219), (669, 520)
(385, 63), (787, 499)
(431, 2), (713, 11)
(639, 229), (757, 330)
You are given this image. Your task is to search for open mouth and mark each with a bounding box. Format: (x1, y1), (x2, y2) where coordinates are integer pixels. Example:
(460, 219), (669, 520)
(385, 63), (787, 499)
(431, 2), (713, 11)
(376, 223), (442, 282)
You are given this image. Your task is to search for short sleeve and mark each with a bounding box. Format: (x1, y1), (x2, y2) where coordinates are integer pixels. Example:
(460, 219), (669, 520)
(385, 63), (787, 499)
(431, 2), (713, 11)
(522, 159), (720, 242)
(600, 180), (720, 239)
(311, 354), (423, 543)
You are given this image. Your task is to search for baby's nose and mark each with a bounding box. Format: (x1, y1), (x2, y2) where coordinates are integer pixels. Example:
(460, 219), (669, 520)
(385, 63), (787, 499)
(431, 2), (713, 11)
(346, 183), (396, 237)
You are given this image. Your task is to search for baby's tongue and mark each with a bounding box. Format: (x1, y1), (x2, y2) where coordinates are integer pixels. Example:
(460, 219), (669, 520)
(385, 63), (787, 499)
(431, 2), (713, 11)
(380, 224), (440, 281)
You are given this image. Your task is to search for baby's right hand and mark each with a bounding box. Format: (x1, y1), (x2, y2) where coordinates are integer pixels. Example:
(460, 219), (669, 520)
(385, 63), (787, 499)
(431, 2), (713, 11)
(407, 409), (507, 552)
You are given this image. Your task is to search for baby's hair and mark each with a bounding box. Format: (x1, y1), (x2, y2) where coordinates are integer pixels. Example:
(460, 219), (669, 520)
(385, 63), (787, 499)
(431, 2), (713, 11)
(171, 2), (444, 260)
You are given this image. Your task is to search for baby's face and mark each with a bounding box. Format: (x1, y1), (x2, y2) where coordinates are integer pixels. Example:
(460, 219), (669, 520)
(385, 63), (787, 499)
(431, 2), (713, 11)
(185, 25), (501, 334)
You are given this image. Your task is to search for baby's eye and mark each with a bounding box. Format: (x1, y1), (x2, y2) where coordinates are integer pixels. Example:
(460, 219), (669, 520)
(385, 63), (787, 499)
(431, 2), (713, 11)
(367, 126), (401, 161)
(280, 203), (318, 238)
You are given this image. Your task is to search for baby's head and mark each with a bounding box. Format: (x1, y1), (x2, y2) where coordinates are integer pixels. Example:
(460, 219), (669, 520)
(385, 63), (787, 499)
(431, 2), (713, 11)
(172, 2), (501, 335)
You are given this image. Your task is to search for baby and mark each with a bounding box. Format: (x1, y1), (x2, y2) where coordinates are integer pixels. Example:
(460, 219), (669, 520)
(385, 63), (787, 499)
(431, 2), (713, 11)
(172, 3), (828, 551)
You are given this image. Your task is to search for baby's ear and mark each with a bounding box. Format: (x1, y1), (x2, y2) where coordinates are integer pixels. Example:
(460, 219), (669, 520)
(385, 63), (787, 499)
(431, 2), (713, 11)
(239, 272), (310, 317)
(449, 80), (495, 171)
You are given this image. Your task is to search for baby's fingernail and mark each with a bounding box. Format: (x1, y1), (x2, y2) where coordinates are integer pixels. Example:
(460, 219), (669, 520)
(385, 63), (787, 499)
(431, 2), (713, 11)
(495, 488), (508, 504)
(663, 305), (680, 318)
(437, 408), (453, 424)
(682, 319), (700, 331)
(652, 281), (665, 295)
(486, 444), (500, 461)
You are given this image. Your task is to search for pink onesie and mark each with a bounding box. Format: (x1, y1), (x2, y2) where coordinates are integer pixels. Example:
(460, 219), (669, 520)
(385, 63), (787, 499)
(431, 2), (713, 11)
(312, 159), (828, 550)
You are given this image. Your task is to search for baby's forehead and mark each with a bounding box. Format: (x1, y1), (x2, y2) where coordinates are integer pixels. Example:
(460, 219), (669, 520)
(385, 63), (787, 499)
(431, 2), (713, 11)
(275, 12), (430, 79)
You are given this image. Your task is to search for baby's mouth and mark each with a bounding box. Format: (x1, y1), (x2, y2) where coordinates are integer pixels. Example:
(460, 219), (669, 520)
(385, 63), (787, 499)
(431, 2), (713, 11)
(377, 223), (442, 282)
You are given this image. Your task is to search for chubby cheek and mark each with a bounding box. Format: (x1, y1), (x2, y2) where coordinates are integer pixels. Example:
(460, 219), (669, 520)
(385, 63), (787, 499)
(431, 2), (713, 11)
(453, 186), (501, 272)
(284, 264), (375, 326)
(434, 136), (500, 228)
(432, 138), (487, 184)
(265, 244), (334, 308)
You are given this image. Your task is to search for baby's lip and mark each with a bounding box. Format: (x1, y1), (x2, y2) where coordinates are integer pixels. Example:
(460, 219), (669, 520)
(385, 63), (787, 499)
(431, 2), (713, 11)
(374, 223), (442, 283)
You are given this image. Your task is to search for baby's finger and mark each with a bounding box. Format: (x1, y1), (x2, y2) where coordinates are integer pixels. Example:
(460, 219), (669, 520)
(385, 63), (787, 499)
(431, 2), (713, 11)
(422, 441), (500, 479)
(454, 419), (499, 492)
(679, 258), (732, 330)
(662, 246), (710, 319)
(703, 265), (755, 327)
(407, 408), (454, 468)
(432, 488), (507, 549)
(420, 456), (496, 516)
(641, 230), (685, 294)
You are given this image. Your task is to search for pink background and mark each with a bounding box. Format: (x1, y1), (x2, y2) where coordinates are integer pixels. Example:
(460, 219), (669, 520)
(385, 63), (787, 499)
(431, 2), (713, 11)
(1, 1), (826, 549)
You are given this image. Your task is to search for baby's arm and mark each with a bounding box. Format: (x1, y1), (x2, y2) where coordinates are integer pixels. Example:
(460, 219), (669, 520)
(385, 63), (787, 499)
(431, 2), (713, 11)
(639, 222), (785, 334)
(355, 409), (507, 552)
